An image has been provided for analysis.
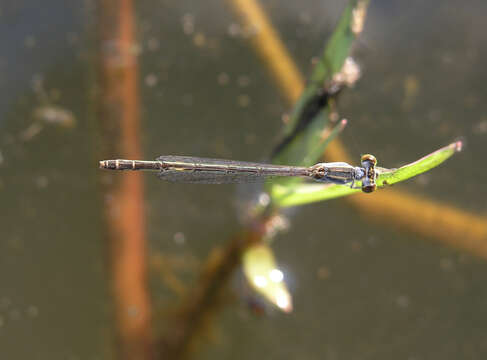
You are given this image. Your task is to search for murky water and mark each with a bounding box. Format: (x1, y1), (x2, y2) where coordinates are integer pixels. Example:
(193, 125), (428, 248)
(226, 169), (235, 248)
(1, 0), (486, 359)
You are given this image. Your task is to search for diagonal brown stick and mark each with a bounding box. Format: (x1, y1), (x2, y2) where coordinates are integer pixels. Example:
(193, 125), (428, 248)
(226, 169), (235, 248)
(158, 218), (271, 359)
(97, 0), (154, 358)
(228, 0), (487, 257)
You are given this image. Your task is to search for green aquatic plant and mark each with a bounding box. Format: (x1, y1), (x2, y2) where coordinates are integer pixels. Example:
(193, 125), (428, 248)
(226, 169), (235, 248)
(271, 142), (462, 208)
(242, 0), (461, 310)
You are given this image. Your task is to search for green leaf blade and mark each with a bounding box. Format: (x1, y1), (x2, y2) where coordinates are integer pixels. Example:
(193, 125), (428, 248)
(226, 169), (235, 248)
(377, 141), (462, 187)
(275, 0), (370, 157)
(272, 142), (462, 208)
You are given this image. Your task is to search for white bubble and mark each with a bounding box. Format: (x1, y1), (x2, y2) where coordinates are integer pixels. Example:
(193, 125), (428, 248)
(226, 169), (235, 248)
(173, 232), (186, 245)
(237, 94), (250, 108)
(182, 13), (195, 35)
(26, 305), (39, 317)
(127, 305), (139, 317)
(217, 72), (229, 86)
(25, 35), (36, 48)
(35, 176), (49, 189)
(473, 119), (487, 134)
(67, 32), (78, 45)
(0, 297), (11, 308)
(228, 23), (241, 37)
(145, 73), (158, 87)
(147, 38), (160, 51)
(237, 75), (250, 87)
(396, 295), (410, 308)
(298, 11), (311, 24)
(269, 269), (283, 283)
(258, 193), (270, 206)
(9, 309), (21, 320)
(182, 93), (193, 107)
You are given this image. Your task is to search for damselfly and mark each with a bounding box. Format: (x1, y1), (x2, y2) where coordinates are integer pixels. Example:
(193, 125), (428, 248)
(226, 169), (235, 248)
(99, 154), (378, 193)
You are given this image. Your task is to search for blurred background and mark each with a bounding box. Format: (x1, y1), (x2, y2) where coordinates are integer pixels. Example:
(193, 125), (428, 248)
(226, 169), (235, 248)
(1, 0), (486, 359)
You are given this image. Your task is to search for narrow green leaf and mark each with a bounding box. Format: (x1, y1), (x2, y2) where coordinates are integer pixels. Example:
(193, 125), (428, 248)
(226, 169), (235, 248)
(256, 0), (371, 206)
(310, 0), (366, 86)
(376, 141), (462, 186)
(283, 0), (369, 139)
(271, 182), (360, 207)
(272, 142), (462, 208)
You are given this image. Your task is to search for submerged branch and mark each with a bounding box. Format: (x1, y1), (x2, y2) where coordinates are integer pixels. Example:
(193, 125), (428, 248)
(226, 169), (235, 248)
(97, 0), (154, 358)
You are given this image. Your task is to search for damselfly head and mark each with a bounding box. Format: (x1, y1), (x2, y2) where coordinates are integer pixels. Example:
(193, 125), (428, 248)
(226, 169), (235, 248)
(360, 154), (377, 193)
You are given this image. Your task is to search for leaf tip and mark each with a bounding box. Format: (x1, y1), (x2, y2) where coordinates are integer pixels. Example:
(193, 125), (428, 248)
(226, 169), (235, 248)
(453, 140), (463, 152)
(276, 290), (293, 313)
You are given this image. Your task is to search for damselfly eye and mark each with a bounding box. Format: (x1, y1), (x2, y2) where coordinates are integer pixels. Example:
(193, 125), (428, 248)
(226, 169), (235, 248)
(361, 154), (377, 165)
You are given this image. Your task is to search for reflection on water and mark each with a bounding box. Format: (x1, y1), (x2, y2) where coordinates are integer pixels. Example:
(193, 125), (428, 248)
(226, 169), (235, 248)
(1, 0), (487, 359)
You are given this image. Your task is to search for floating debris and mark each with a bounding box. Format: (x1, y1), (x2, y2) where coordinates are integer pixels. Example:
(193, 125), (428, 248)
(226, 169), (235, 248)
(181, 13), (195, 35)
(24, 35), (36, 48)
(316, 266), (330, 280)
(193, 32), (206, 47)
(147, 37), (160, 51)
(21, 105), (76, 142)
(145, 73), (158, 87)
(173, 232), (186, 245)
(395, 295), (410, 309)
(402, 74), (420, 110)
(227, 23), (242, 37)
(181, 93), (194, 107)
(298, 11), (311, 25)
(26, 305), (39, 318)
(21, 76), (76, 141)
(217, 72), (230, 86)
(33, 105), (75, 127)
(440, 258), (454, 271)
(237, 75), (251, 87)
(35, 175), (49, 189)
(473, 119), (487, 134)
(66, 32), (78, 45)
(20, 123), (43, 142)
(237, 94), (251, 108)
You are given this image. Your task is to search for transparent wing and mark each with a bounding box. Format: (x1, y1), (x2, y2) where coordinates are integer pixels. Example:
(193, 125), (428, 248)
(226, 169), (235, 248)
(156, 155), (307, 184)
(158, 169), (269, 184)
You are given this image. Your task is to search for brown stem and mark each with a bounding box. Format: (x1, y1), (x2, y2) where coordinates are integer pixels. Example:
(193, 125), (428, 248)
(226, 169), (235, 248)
(97, 0), (154, 358)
